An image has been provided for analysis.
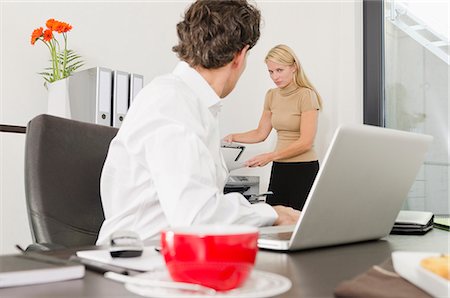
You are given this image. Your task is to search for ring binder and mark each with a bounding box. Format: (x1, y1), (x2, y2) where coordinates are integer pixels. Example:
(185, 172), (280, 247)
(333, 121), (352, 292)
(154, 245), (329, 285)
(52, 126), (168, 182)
(130, 73), (144, 106)
(112, 70), (130, 128)
(69, 67), (143, 127)
(68, 67), (113, 126)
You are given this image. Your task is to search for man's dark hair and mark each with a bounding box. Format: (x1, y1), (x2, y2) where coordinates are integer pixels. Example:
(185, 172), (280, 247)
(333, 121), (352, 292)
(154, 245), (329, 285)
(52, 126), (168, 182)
(173, 0), (261, 69)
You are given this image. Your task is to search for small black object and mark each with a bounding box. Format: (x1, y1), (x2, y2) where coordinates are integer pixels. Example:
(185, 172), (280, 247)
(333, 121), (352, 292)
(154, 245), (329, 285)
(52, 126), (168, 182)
(109, 231), (144, 258)
(223, 186), (250, 194)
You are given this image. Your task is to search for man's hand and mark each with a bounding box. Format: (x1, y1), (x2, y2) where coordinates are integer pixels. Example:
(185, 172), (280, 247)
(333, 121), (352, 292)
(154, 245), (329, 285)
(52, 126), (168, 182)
(272, 205), (301, 225)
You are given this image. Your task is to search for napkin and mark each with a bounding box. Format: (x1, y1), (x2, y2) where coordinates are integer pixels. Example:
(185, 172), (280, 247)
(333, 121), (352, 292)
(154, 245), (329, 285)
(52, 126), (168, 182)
(334, 259), (431, 298)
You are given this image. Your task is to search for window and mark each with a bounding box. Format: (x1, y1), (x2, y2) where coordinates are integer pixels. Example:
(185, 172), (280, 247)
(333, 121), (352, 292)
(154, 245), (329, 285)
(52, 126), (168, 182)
(364, 0), (449, 214)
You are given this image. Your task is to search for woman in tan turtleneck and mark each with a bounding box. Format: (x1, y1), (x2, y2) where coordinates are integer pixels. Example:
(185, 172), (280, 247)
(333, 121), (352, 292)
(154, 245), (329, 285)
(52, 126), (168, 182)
(224, 44), (322, 210)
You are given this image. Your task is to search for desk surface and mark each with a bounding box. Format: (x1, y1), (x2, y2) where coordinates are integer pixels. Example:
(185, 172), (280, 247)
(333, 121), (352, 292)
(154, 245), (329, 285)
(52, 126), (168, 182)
(1, 229), (448, 297)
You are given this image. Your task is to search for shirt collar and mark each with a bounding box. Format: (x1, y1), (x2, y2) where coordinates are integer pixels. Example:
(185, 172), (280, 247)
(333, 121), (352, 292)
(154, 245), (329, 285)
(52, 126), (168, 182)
(173, 61), (222, 116)
(279, 80), (300, 97)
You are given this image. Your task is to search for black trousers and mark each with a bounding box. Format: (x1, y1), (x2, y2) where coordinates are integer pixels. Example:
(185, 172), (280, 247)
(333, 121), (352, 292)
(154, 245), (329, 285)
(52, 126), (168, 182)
(266, 161), (319, 211)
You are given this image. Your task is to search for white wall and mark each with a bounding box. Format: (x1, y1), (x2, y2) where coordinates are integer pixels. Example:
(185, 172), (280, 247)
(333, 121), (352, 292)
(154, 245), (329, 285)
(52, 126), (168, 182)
(0, 0), (363, 254)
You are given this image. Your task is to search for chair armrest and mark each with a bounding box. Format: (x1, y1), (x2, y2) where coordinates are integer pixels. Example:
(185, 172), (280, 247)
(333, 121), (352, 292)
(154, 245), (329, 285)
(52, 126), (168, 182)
(25, 242), (67, 252)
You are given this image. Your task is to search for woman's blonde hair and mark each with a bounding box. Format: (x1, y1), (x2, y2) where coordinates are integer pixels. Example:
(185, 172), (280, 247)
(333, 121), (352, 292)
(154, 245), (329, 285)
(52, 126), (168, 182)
(265, 44), (322, 109)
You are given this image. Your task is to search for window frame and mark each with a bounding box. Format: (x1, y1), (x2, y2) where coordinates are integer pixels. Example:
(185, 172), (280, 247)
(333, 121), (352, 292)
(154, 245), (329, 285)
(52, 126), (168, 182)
(363, 0), (384, 126)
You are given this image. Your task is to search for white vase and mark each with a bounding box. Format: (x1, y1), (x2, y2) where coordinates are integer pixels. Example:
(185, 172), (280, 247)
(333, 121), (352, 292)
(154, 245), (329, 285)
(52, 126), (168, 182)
(47, 78), (71, 118)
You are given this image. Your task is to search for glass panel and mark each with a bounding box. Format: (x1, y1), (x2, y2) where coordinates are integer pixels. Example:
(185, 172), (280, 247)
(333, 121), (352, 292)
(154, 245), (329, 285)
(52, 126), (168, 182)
(384, 0), (449, 214)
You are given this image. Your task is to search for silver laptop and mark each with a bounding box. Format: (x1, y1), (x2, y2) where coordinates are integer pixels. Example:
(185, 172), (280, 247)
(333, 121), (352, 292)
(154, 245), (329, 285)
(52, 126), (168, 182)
(258, 124), (433, 251)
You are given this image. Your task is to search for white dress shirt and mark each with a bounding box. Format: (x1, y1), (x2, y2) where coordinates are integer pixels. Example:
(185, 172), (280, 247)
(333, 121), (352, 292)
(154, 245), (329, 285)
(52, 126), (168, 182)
(96, 61), (277, 245)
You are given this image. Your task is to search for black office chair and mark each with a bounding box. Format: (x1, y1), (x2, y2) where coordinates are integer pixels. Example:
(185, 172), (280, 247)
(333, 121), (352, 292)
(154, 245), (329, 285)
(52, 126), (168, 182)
(24, 114), (118, 250)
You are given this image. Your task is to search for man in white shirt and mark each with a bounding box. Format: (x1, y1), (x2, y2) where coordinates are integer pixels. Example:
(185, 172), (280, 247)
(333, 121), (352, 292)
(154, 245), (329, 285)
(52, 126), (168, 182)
(97, 0), (300, 245)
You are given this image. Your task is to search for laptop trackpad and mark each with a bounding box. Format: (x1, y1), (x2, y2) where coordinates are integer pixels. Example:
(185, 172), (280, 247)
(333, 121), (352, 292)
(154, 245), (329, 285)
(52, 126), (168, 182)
(260, 231), (293, 241)
(258, 224), (296, 234)
(259, 225), (295, 240)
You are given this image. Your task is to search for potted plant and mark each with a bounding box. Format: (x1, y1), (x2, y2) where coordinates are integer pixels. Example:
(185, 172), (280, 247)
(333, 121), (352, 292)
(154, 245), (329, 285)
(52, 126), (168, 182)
(31, 18), (83, 118)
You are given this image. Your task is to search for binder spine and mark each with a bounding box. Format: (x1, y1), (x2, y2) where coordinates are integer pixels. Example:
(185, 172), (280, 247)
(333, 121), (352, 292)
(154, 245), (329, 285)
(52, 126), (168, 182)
(112, 70), (130, 128)
(129, 73), (144, 106)
(96, 67), (113, 126)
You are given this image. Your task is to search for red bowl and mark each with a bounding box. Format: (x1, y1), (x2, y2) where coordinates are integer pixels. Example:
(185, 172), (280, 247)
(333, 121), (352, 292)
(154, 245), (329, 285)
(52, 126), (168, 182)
(160, 225), (259, 291)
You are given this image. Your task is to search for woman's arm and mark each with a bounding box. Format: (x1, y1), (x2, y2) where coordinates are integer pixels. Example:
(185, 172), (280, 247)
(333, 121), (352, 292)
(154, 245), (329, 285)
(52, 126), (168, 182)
(246, 110), (318, 167)
(224, 110), (273, 144)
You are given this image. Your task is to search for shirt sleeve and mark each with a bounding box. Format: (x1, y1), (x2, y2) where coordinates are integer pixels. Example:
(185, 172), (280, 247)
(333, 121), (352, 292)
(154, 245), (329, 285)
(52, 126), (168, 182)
(263, 89), (273, 112)
(299, 88), (320, 112)
(144, 123), (277, 228)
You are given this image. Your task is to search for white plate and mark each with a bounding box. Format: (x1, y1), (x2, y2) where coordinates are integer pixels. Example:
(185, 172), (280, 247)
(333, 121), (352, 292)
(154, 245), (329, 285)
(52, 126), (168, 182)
(392, 251), (449, 297)
(125, 269), (292, 298)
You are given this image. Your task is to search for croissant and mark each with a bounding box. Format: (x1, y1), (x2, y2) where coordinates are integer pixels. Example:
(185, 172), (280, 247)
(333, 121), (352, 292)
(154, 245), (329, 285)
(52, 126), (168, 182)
(420, 254), (450, 280)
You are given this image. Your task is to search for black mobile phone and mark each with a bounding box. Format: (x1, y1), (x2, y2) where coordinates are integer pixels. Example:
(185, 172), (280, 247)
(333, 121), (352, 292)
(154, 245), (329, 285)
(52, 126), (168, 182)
(109, 230), (144, 258)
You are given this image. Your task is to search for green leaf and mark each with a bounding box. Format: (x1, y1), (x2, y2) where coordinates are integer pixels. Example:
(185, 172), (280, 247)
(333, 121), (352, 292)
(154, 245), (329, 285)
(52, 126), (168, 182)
(38, 46), (84, 84)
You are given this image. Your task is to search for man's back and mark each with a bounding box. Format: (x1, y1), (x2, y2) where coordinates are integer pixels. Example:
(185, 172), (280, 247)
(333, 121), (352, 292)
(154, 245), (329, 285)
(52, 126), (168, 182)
(98, 64), (219, 244)
(97, 62), (277, 245)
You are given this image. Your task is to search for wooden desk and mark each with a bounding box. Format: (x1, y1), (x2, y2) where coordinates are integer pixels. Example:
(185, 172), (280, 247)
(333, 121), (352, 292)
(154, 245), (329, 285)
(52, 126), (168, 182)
(1, 229), (448, 297)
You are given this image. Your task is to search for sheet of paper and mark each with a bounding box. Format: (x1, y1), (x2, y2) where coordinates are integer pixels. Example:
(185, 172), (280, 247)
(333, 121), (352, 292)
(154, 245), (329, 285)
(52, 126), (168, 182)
(221, 146), (246, 171)
(76, 247), (164, 271)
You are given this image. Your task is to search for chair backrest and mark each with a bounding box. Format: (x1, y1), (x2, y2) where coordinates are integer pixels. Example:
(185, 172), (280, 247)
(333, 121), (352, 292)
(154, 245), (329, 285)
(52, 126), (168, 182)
(24, 114), (118, 248)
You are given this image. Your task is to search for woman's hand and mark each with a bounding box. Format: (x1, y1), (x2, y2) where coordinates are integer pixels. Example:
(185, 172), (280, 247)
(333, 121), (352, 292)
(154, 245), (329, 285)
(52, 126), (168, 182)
(245, 152), (277, 167)
(222, 134), (234, 143)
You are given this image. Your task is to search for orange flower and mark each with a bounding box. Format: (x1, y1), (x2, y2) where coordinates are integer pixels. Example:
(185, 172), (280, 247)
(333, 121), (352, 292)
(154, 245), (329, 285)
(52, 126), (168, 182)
(62, 23), (73, 33)
(54, 21), (72, 33)
(30, 18), (83, 85)
(43, 29), (53, 42)
(45, 18), (73, 33)
(46, 18), (56, 30)
(30, 27), (43, 45)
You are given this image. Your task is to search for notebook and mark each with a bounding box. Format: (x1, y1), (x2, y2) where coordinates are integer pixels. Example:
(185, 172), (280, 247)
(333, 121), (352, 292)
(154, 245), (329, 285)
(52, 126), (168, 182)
(258, 124), (433, 251)
(390, 210), (434, 235)
(434, 215), (450, 231)
(0, 253), (85, 288)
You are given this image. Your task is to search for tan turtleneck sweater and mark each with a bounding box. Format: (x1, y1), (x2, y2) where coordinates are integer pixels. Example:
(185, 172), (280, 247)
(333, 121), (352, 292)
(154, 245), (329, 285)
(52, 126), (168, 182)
(263, 82), (320, 162)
